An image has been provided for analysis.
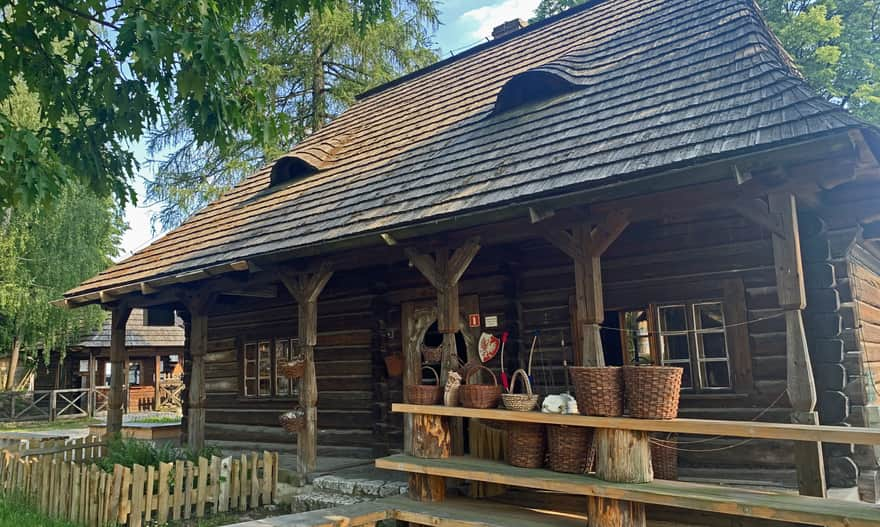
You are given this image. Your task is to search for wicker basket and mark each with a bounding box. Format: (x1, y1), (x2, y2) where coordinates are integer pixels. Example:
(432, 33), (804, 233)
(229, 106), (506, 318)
(547, 425), (592, 473)
(405, 366), (442, 405)
(279, 409), (305, 433)
(459, 365), (502, 409)
(570, 366), (624, 416)
(421, 343), (443, 363)
(651, 433), (678, 480)
(623, 366), (683, 419)
(278, 359), (305, 380)
(502, 369), (540, 412)
(507, 422), (545, 468)
(384, 354), (404, 377)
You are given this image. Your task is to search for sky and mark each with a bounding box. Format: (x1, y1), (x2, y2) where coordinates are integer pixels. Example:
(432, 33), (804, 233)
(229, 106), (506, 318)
(117, 0), (543, 261)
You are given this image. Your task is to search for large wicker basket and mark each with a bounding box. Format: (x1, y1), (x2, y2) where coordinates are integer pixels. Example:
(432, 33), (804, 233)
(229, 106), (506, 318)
(507, 422), (545, 468)
(547, 425), (592, 473)
(623, 366), (683, 419)
(279, 409), (306, 433)
(651, 433), (678, 480)
(278, 358), (305, 380)
(570, 366), (624, 416)
(421, 343), (443, 363)
(405, 366), (442, 405)
(502, 369), (540, 412)
(459, 365), (502, 409)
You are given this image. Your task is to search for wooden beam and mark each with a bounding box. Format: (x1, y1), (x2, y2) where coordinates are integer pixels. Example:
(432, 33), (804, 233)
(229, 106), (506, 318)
(107, 304), (132, 435)
(590, 209), (630, 256)
(179, 295), (212, 451)
(729, 198), (785, 237)
(279, 265), (334, 476)
(219, 286), (278, 298)
(768, 193), (825, 498)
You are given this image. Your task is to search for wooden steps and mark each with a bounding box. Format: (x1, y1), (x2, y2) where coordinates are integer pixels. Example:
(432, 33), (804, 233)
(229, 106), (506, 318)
(375, 454), (880, 527)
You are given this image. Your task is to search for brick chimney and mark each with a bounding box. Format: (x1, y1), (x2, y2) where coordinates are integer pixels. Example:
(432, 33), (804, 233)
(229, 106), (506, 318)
(492, 18), (527, 40)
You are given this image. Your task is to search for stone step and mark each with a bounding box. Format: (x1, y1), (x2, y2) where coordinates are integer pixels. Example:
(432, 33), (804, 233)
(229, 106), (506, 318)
(289, 489), (370, 514)
(312, 475), (406, 498)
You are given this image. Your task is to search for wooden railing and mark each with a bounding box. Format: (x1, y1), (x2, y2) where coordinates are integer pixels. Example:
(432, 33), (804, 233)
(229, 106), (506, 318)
(0, 388), (111, 422)
(378, 404), (880, 527)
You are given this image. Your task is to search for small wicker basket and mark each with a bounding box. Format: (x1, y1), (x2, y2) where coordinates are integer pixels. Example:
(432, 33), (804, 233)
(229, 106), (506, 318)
(279, 409), (305, 433)
(507, 422), (545, 468)
(421, 343), (443, 363)
(502, 369), (540, 412)
(651, 433), (678, 480)
(570, 366), (624, 417)
(459, 365), (502, 409)
(547, 424), (592, 474)
(405, 366), (442, 405)
(623, 366), (683, 419)
(278, 358), (305, 380)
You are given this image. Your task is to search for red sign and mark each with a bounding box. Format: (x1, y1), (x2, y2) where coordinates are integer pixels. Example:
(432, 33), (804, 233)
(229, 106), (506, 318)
(468, 314), (481, 327)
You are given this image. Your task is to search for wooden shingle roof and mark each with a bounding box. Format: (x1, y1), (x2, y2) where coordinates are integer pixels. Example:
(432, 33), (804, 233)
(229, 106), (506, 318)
(73, 309), (184, 349)
(68, 0), (873, 299)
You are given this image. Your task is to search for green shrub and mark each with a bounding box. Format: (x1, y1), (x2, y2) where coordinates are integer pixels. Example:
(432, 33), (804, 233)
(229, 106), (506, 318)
(95, 436), (223, 473)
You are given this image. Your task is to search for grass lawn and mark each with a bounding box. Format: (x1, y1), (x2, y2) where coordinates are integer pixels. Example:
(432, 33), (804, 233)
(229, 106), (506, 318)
(0, 493), (77, 527)
(0, 416), (98, 432)
(131, 415), (181, 424)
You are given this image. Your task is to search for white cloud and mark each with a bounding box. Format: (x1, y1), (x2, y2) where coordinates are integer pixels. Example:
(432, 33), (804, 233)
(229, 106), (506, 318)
(460, 0), (541, 41)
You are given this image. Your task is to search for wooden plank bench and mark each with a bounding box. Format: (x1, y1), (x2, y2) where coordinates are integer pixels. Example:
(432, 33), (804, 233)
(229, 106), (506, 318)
(376, 454), (880, 527)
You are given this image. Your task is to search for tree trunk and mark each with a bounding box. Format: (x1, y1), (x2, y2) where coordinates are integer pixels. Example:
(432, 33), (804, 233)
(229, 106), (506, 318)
(5, 337), (21, 390)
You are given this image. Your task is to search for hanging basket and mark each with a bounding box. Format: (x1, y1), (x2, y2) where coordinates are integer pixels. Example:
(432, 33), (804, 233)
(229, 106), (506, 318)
(459, 365), (502, 409)
(405, 366), (442, 406)
(547, 425), (592, 474)
(421, 343), (443, 364)
(502, 369), (540, 412)
(507, 422), (545, 468)
(651, 433), (678, 480)
(278, 358), (305, 380)
(623, 366), (683, 419)
(279, 409), (306, 433)
(570, 366), (624, 416)
(384, 354), (404, 378)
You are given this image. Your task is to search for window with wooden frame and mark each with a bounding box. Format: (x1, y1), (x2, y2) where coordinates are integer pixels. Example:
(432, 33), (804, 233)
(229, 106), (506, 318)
(656, 302), (732, 391)
(243, 337), (298, 398)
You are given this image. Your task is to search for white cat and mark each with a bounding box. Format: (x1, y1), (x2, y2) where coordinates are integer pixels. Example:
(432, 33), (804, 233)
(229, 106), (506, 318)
(541, 393), (578, 414)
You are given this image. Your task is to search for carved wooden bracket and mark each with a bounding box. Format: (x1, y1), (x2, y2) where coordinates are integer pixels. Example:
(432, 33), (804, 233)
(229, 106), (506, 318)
(404, 237), (481, 334)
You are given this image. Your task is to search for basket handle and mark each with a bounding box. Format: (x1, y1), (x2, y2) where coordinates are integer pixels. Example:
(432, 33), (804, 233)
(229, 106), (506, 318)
(465, 365), (497, 386)
(421, 366), (439, 386)
(508, 368), (532, 396)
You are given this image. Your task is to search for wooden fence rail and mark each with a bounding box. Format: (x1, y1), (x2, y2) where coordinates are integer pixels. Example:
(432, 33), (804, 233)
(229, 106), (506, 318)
(0, 443), (278, 526)
(0, 387), (127, 422)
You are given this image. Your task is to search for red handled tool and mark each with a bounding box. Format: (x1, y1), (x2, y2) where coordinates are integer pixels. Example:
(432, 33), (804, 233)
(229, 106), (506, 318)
(499, 332), (510, 391)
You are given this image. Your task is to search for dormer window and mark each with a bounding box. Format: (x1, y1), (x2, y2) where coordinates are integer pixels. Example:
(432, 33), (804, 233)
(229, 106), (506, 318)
(269, 156), (319, 187)
(493, 69), (578, 115)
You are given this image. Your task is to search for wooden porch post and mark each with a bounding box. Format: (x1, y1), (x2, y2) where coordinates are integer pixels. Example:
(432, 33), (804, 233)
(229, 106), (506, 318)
(154, 355), (162, 411)
(542, 211), (629, 366)
(280, 264), (333, 477)
(768, 193), (827, 497)
(107, 305), (132, 435)
(88, 352), (97, 417)
(187, 304), (209, 450)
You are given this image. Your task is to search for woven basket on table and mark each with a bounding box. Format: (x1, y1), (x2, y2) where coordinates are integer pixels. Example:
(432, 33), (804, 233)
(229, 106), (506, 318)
(279, 409), (306, 433)
(650, 433), (678, 480)
(502, 369), (540, 412)
(278, 358), (305, 380)
(623, 366), (683, 419)
(507, 422), (545, 468)
(547, 424), (592, 473)
(459, 365), (502, 409)
(570, 366), (624, 416)
(405, 366), (442, 405)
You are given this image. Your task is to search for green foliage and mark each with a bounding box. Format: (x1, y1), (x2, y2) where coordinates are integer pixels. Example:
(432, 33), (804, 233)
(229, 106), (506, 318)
(0, 491), (78, 527)
(530, 0), (880, 127)
(94, 436), (223, 473)
(0, 182), (123, 358)
(146, 1), (439, 229)
(0, 0), (399, 209)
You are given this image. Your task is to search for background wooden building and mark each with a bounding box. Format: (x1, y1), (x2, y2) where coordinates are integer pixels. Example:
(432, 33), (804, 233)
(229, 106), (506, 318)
(59, 0), (880, 502)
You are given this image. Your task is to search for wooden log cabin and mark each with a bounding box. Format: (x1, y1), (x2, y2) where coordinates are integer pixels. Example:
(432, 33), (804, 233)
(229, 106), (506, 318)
(58, 0), (880, 505)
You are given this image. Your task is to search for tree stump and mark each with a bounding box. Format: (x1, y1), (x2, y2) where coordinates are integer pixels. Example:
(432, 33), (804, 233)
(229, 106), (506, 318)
(408, 413), (450, 502)
(589, 428), (651, 527)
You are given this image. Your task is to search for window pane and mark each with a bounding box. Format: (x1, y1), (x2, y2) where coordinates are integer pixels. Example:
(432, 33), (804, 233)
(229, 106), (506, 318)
(659, 306), (687, 332)
(622, 310), (652, 365)
(662, 335), (690, 361)
(277, 339), (291, 396)
(700, 332), (727, 359)
(245, 379), (257, 396)
(695, 303), (724, 330)
(703, 361), (731, 388)
(679, 364), (693, 389)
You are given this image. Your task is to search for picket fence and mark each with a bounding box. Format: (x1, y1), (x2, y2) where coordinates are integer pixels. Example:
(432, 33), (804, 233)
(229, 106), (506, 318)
(0, 438), (278, 527)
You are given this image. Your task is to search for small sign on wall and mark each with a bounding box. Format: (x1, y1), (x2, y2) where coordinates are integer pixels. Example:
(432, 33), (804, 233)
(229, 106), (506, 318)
(468, 314), (481, 328)
(484, 315), (499, 328)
